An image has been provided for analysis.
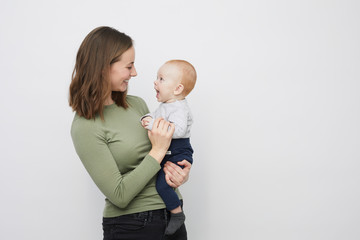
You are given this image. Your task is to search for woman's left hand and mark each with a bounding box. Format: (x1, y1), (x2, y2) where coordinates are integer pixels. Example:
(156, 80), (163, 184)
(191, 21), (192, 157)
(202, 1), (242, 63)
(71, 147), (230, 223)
(163, 160), (192, 188)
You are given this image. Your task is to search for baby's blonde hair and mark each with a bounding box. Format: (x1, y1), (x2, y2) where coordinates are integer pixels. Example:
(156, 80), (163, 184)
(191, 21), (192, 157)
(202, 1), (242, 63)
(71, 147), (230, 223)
(165, 60), (197, 97)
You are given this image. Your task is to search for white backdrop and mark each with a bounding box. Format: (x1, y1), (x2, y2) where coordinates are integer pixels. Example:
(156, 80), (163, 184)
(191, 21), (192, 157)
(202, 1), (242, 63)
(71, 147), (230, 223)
(1, 0), (360, 239)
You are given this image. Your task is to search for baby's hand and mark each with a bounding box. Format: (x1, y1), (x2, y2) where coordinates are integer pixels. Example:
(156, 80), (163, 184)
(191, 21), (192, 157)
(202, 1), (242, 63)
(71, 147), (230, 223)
(141, 116), (153, 128)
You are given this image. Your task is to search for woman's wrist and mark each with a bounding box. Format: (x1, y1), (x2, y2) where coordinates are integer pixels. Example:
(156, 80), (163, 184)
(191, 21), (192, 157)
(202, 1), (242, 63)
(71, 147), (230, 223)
(148, 148), (166, 163)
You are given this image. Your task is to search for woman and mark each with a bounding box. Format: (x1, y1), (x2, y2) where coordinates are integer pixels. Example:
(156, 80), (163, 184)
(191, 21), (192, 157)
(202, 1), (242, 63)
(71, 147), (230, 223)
(69, 26), (191, 240)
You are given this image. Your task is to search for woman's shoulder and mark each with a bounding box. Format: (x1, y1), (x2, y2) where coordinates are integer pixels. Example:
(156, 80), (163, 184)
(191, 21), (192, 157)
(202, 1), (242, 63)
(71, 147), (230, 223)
(126, 95), (146, 106)
(71, 114), (100, 136)
(127, 95), (150, 116)
(126, 95), (149, 113)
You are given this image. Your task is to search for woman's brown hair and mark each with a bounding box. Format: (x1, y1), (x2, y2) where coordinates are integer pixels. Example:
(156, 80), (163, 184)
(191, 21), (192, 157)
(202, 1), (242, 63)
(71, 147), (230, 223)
(69, 26), (133, 119)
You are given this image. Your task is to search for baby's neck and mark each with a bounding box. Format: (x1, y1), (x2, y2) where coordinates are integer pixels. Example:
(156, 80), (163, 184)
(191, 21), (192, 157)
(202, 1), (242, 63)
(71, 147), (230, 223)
(164, 96), (185, 103)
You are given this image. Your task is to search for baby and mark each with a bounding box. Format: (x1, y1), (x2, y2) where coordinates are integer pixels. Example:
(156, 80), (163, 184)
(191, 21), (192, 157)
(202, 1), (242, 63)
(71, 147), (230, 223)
(141, 59), (196, 235)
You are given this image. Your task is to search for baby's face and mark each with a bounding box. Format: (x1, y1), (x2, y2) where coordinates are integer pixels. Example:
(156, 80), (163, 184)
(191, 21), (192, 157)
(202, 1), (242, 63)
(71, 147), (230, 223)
(154, 63), (182, 103)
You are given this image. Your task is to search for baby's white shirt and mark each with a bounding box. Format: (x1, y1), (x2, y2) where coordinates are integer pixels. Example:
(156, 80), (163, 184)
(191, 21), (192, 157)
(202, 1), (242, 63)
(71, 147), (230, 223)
(142, 99), (193, 139)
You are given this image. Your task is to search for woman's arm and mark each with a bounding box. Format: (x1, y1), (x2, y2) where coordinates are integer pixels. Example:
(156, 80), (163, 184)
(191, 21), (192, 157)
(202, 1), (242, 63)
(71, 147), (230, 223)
(71, 117), (174, 209)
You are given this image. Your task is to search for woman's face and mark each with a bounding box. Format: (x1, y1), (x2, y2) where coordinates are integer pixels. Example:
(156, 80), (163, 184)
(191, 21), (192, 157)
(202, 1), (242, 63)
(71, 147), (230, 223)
(109, 46), (137, 92)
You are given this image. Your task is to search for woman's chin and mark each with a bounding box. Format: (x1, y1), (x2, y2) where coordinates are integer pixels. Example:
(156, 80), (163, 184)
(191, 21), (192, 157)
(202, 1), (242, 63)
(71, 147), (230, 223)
(113, 87), (128, 92)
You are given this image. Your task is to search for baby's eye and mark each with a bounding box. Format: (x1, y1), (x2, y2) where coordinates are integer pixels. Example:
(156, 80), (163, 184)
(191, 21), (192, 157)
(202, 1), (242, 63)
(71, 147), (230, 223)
(160, 77), (164, 81)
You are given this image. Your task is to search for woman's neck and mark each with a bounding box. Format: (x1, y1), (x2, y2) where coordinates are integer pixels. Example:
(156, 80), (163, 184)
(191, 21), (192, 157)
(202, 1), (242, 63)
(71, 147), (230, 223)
(104, 96), (114, 105)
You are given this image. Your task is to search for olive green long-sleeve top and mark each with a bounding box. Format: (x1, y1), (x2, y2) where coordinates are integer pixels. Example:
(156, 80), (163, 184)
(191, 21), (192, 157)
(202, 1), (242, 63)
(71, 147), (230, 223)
(71, 95), (181, 217)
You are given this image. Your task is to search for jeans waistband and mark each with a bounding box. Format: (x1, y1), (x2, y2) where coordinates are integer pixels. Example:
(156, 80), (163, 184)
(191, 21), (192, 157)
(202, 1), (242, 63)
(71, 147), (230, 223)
(103, 208), (169, 224)
(137, 208), (169, 220)
(103, 200), (183, 224)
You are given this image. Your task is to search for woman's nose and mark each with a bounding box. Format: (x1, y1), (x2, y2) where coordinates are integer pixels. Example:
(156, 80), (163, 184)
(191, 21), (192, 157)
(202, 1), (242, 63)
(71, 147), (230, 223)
(131, 66), (137, 77)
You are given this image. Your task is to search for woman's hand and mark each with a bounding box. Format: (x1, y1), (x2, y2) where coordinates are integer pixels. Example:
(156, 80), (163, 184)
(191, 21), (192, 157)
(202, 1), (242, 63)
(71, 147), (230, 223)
(148, 118), (175, 163)
(164, 160), (192, 188)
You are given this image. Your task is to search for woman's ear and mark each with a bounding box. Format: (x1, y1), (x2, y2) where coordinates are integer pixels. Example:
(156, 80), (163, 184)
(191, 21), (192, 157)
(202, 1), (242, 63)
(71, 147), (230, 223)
(174, 84), (184, 96)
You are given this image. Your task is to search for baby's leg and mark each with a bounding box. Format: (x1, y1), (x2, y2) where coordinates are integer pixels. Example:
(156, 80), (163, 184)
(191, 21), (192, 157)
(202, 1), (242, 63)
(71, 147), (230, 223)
(156, 164), (185, 235)
(171, 205), (182, 214)
(156, 167), (181, 210)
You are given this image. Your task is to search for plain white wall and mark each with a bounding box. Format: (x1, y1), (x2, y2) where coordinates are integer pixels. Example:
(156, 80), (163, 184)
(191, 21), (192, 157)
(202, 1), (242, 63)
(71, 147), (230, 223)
(1, 0), (359, 239)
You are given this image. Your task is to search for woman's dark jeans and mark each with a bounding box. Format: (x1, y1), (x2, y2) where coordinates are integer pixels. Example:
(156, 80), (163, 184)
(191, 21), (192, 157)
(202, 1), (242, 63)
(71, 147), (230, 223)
(102, 208), (187, 240)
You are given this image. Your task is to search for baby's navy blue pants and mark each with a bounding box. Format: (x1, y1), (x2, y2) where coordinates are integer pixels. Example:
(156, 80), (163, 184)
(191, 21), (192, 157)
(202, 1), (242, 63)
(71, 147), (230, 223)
(156, 138), (193, 211)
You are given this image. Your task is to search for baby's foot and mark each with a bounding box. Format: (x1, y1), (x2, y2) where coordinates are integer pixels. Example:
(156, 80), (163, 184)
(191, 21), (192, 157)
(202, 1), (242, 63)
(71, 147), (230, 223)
(165, 211), (186, 235)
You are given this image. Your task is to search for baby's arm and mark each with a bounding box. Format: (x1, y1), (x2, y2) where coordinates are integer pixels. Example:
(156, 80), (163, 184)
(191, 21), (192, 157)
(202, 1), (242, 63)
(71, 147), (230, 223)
(140, 113), (155, 130)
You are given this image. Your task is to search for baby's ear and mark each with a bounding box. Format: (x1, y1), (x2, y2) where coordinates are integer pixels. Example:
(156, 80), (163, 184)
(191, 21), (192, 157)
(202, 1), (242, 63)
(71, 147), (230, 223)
(174, 84), (184, 95)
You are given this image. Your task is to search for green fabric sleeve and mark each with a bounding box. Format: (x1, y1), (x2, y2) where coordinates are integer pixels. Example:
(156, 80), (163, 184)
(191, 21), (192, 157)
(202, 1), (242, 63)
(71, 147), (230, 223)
(71, 96), (163, 210)
(71, 119), (161, 208)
